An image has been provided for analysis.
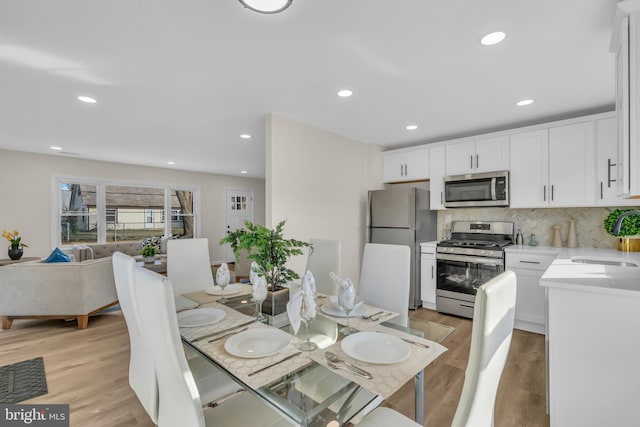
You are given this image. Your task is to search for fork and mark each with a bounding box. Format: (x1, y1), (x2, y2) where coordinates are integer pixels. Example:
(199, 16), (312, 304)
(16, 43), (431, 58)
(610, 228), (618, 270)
(361, 310), (384, 320)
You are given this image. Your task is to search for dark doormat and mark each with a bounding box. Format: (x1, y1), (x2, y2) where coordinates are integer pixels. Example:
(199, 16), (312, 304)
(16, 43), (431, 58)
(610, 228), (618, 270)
(0, 357), (48, 403)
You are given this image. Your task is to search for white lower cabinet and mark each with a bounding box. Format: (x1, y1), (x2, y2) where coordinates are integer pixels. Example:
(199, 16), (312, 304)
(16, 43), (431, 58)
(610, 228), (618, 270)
(420, 242), (437, 310)
(545, 285), (640, 426)
(505, 249), (556, 334)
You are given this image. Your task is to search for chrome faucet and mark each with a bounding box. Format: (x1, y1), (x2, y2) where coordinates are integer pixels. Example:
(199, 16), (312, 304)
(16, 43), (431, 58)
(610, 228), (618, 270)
(612, 210), (640, 235)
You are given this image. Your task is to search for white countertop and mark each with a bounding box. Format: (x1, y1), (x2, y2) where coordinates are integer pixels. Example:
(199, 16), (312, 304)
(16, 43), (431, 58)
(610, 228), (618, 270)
(532, 245), (640, 297)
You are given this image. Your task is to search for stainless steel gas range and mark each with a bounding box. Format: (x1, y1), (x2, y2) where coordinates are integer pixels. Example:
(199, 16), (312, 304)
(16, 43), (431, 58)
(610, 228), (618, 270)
(436, 221), (514, 318)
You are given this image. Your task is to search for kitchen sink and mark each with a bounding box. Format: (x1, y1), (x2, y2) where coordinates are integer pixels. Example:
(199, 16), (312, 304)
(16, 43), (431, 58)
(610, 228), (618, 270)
(570, 256), (639, 267)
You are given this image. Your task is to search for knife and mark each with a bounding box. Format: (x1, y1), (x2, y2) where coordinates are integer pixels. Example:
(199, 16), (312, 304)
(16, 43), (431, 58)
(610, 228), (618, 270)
(248, 352), (302, 377)
(191, 319), (256, 342)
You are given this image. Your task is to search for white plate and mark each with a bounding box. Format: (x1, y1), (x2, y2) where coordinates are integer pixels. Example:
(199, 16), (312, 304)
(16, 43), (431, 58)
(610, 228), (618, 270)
(205, 284), (245, 296)
(224, 328), (291, 358)
(341, 332), (411, 364)
(177, 308), (226, 328)
(320, 302), (368, 317)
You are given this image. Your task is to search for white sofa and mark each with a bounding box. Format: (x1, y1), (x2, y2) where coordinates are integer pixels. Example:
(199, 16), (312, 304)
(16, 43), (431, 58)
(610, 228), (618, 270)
(0, 257), (118, 329)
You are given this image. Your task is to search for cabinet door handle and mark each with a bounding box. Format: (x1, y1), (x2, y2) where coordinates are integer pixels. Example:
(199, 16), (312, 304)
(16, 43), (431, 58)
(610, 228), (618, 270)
(404, 164), (408, 176)
(543, 185), (546, 201)
(519, 260), (541, 264)
(441, 191), (443, 204)
(600, 181), (604, 199)
(470, 155), (473, 169)
(551, 185), (554, 201)
(400, 164), (403, 176)
(476, 154), (479, 169)
(431, 265), (434, 279)
(607, 158), (617, 188)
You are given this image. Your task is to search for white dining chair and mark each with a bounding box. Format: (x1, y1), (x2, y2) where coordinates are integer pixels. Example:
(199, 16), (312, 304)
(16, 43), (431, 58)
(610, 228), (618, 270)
(357, 270), (517, 427)
(167, 238), (215, 310)
(305, 238), (341, 295)
(358, 243), (411, 326)
(450, 270), (517, 427)
(132, 266), (292, 427)
(112, 252), (242, 422)
(111, 251), (159, 423)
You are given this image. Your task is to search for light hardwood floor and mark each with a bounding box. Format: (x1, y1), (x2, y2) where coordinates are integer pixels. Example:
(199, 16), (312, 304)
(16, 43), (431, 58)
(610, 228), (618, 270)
(0, 309), (549, 427)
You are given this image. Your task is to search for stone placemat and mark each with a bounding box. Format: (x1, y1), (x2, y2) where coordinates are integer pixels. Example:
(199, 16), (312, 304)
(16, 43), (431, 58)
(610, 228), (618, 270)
(0, 357), (48, 403)
(191, 322), (313, 389)
(306, 326), (447, 400)
(183, 284), (253, 305)
(317, 302), (399, 330)
(179, 301), (257, 342)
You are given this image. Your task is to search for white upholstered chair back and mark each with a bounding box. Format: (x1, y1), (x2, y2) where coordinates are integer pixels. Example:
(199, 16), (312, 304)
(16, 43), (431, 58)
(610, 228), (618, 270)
(167, 238), (214, 295)
(133, 266), (292, 427)
(134, 267), (206, 426)
(305, 238), (341, 295)
(451, 270), (517, 427)
(111, 252), (159, 423)
(358, 243), (411, 326)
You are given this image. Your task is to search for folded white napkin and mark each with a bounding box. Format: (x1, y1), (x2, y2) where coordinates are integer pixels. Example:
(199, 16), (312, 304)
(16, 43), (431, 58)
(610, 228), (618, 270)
(287, 271), (317, 335)
(249, 261), (259, 285)
(216, 263), (230, 287)
(252, 275), (268, 301)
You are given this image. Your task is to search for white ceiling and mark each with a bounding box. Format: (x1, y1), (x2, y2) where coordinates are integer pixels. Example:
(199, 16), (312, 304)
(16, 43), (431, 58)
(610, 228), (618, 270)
(0, 0), (619, 178)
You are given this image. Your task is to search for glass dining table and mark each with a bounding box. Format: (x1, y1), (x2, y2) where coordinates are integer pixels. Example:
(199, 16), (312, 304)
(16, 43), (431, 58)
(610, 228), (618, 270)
(179, 288), (447, 427)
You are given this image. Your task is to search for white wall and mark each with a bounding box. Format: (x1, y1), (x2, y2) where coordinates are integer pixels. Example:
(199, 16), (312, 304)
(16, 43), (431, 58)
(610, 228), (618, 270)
(0, 149), (265, 262)
(266, 114), (383, 283)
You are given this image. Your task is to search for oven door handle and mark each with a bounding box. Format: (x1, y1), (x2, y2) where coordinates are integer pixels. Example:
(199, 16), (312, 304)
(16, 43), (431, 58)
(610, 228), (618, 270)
(436, 252), (504, 266)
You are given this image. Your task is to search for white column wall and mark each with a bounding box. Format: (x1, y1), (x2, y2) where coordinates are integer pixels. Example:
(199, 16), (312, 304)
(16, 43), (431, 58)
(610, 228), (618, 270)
(266, 113), (383, 283)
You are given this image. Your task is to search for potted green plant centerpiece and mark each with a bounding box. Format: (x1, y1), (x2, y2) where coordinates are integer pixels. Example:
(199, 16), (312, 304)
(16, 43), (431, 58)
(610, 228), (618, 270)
(604, 208), (640, 252)
(220, 220), (312, 315)
(141, 243), (158, 263)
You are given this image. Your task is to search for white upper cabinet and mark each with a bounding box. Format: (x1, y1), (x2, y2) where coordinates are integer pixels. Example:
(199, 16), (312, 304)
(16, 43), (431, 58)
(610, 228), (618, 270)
(510, 123), (596, 208)
(510, 130), (549, 208)
(382, 148), (429, 183)
(596, 116), (639, 205)
(429, 145), (446, 210)
(445, 135), (509, 175)
(548, 121), (596, 207)
(611, 0), (640, 197)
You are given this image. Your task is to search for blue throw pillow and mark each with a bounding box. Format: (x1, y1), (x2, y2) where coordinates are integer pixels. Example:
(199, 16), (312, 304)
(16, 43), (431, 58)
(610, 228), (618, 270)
(44, 247), (72, 263)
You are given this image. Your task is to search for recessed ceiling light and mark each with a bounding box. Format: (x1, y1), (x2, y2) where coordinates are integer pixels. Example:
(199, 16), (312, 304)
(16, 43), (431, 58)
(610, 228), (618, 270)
(50, 146), (62, 150)
(337, 89), (353, 98)
(481, 31), (506, 46)
(240, 134), (251, 139)
(240, 170), (248, 174)
(516, 99), (534, 106)
(77, 95), (97, 104)
(406, 125), (418, 131)
(167, 161), (175, 165)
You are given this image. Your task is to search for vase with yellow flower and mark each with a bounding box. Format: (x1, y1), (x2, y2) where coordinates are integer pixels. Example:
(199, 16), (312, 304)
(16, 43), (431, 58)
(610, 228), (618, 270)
(3, 229), (28, 260)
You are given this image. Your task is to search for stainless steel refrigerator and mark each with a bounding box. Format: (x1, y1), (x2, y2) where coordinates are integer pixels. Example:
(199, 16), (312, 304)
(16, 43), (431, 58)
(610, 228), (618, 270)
(367, 188), (437, 309)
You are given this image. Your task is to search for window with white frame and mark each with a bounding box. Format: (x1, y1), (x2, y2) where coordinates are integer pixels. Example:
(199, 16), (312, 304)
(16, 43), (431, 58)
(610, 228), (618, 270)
(57, 179), (198, 246)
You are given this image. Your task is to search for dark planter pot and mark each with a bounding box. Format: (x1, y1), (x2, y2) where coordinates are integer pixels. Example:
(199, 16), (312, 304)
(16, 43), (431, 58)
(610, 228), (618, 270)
(8, 245), (23, 260)
(261, 287), (290, 316)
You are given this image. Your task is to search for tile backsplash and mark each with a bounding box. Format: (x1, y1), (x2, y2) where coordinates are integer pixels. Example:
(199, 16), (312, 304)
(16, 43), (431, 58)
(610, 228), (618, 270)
(437, 206), (640, 249)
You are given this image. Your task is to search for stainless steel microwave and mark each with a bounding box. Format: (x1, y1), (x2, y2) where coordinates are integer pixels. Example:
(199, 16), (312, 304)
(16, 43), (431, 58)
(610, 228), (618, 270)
(443, 170), (509, 208)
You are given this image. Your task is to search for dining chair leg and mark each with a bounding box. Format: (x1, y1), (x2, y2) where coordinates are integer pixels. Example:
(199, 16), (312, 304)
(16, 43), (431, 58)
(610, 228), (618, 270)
(415, 369), (424, 424)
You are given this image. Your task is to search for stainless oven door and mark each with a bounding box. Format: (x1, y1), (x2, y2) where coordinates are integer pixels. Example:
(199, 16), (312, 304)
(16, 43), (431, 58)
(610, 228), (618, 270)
(436, 253), (504, 296)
